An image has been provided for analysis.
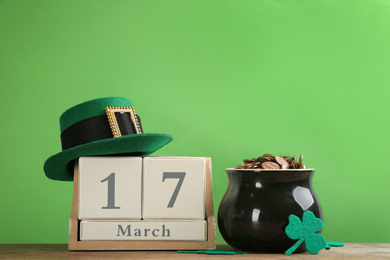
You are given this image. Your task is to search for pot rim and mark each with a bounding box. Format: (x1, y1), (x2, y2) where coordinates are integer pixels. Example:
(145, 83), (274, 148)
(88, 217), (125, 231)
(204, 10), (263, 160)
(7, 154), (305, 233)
(226, 168), (315, 172)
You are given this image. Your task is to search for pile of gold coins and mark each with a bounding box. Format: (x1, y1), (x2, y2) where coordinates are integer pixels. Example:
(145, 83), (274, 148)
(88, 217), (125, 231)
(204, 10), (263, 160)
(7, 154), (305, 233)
(235, 154), (307, 169)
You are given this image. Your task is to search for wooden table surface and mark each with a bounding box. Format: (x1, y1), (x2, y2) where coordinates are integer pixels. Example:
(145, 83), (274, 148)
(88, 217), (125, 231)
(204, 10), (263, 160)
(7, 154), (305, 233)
(0, 243), (389, 259)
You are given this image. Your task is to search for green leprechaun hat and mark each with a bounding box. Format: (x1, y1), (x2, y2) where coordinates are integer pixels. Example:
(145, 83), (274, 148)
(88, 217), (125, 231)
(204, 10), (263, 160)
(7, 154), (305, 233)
(44, 97), (173, 181)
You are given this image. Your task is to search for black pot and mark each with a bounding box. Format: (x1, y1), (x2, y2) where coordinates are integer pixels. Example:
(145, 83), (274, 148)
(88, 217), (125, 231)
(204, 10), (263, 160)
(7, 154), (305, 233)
(218, 168), (323, 253)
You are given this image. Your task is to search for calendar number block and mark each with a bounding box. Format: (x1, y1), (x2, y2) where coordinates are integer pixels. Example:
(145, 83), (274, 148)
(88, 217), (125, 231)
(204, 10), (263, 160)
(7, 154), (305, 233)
(78, 157), (142, 219)
(69, 157), (216, 250)
(80, 220), (207, 241)
(143, 157), (206, 220)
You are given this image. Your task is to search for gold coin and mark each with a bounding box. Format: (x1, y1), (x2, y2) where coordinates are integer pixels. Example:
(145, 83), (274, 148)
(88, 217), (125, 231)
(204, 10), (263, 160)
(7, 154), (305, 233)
(256, 156), (272, 162)
(262, 154), (276, 158)
(262, 162), (280, 169)
(283, 156), (293, 163)
(275, 156), (288, 166)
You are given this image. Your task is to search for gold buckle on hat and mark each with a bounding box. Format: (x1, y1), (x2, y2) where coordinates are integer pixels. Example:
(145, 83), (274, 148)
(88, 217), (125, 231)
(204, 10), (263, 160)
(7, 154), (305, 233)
(105, 106), (143, 137)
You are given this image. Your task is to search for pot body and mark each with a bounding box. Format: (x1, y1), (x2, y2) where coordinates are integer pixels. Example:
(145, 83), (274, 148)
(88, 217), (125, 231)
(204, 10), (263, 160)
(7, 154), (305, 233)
(218, 169), (323, 253)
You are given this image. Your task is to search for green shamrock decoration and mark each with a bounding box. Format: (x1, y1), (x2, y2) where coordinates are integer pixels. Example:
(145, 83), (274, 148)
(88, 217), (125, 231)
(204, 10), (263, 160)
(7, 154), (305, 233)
(285, 211), (327, 255)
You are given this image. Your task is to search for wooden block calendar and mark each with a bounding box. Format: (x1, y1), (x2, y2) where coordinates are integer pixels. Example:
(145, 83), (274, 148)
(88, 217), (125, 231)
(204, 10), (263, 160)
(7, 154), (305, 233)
(68, 156), (216, 250)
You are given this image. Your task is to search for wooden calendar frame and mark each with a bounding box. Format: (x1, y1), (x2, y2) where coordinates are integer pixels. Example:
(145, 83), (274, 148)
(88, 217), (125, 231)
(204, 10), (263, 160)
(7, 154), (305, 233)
(68, 157), (216, 250)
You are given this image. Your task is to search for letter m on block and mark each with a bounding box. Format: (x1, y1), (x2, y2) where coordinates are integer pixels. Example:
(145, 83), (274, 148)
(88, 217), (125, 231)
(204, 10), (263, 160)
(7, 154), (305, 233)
(117, 225), (131, 236)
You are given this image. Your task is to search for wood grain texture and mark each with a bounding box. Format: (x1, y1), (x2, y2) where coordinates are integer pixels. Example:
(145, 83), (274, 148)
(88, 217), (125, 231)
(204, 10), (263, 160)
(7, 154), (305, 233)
(0, 243), (389, 259)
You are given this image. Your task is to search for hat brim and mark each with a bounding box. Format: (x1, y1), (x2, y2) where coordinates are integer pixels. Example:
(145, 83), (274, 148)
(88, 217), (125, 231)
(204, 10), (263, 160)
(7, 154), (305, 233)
(44, 133), (173, 181)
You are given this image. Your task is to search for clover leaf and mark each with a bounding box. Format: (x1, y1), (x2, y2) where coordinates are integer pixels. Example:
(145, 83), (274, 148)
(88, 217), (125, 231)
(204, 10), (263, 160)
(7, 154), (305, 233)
(284, 211), (327, 255)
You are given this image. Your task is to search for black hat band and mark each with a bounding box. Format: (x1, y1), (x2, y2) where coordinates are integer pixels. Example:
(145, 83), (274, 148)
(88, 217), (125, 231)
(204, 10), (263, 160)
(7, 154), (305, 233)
(60, 113), (143, 151)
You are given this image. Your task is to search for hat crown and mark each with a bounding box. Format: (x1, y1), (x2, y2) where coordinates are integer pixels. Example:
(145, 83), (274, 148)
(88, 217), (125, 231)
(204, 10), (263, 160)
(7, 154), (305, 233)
(59, 97), (133, 132)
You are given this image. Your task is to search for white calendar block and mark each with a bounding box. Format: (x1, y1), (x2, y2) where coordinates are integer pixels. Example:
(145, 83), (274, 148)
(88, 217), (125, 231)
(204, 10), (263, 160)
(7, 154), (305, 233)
(80, 220), (207, 241)
(78, 157), (142, 219)
(143, 157), (206, 220)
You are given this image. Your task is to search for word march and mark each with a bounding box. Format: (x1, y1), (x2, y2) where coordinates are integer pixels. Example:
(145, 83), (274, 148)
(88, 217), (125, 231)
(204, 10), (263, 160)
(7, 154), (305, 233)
(117, 224), (171, 237)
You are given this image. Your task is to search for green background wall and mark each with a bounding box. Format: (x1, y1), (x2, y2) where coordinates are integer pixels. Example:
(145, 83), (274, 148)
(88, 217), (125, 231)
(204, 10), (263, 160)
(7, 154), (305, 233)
(1, 0), (389, 243)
